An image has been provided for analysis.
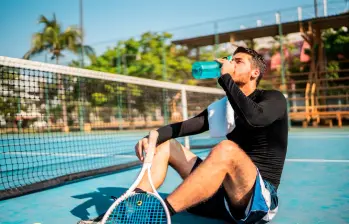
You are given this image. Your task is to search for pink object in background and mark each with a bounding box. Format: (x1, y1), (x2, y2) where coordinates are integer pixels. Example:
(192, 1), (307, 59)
(300, 41), (311, 62)
(270, 47), (290, 70)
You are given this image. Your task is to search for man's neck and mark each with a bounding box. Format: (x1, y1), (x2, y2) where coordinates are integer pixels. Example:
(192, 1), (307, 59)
(237, 82), (256, 96)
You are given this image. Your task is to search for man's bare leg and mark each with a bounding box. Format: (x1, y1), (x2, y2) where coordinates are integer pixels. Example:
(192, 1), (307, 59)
(136, 139), (198, 191)
(166, 140), (257, 213)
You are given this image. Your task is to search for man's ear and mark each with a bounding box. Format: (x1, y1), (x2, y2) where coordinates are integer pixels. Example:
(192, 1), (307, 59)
(251, 68), (260, 79)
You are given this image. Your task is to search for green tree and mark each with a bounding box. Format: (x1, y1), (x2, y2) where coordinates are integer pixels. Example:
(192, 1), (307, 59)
(90, 92), (108, 120)
(322, 27), (349, 96)
(323, 27), (349, 63)
(23, 14), (96, 131)
(86, 32), (196, 83)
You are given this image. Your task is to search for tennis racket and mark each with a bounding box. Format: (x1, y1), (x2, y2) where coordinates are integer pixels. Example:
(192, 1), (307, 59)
(101, 130), (171, 224)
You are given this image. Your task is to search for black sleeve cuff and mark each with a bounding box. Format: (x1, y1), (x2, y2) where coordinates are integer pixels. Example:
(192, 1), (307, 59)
(218, 73), (234, 88)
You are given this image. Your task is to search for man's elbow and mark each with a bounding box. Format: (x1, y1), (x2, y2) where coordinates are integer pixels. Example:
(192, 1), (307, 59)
(245, 114), (280, 128)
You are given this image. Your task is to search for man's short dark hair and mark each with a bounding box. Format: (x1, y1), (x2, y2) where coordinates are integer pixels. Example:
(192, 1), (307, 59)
(233, 46), (266, 86)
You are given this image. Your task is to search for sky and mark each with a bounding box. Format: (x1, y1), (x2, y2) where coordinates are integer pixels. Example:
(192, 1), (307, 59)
(0, 0), (336, 64)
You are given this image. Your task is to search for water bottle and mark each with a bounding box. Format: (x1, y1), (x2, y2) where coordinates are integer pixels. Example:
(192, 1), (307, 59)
(192, 56), (232, 79)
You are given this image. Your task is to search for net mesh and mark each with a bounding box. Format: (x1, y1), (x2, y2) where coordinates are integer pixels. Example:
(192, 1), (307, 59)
(0, 56), (224, 200)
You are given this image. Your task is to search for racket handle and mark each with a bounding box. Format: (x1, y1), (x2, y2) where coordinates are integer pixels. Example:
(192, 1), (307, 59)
(144, 130), (159, 164)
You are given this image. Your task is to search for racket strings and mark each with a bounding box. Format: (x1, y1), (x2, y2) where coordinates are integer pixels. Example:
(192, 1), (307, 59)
(106, 193), (167, 224)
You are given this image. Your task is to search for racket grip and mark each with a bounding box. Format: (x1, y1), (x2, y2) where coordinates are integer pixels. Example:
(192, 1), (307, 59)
(144, 130), (159, 164)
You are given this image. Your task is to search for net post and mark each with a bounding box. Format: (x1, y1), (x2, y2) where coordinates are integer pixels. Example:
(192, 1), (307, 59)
(181, 87), (190, 149)
(117, 84), (123, 130)
(116, 47), (123, 130)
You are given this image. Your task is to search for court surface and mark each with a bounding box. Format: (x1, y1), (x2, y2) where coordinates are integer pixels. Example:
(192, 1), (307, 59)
(1, 128), (349, 224)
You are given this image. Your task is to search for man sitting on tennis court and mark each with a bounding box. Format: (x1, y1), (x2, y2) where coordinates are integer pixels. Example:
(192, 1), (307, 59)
(134, 46), (289, 223)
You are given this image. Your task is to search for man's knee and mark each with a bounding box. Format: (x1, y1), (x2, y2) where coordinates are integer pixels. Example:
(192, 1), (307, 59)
(213, 140), (242, 156)
(156, 139), (182, 155)
(157, 138), (178, 148)
(156, 139), (172, 154)
(209, 140), (244, 165)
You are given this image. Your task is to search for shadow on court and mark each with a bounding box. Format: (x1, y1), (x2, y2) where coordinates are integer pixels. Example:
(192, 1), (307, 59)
(70, 187), (121, 220)
(70, 187), (226, 224)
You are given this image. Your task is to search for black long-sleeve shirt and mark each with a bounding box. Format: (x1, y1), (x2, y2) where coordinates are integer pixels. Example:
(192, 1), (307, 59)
(155, 74), (289, 189)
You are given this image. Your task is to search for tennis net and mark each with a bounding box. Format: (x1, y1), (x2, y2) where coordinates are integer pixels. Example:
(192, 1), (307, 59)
(0, 56), (224, 200)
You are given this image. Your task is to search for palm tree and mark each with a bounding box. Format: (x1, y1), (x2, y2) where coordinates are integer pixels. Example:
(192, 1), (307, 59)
(24, 14), (95, 63)
(23, 14), (95, 132)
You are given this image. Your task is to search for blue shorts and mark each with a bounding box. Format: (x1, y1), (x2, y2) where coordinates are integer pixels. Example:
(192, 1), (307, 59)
(186, 157), (279, 224)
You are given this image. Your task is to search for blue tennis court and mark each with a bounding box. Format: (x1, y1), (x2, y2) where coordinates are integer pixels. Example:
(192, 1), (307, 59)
(1, 128), (349, 224)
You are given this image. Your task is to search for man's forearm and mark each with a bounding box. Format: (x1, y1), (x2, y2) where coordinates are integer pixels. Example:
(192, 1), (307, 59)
(153, 109), (209, 145)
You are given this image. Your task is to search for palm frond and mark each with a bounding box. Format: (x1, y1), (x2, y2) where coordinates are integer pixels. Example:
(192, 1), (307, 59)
(53, 13), (57, 24)
(38, 15), (49, 25)
(23, 33), (50, 59)
(83, 46), (96, 56)
(45, 26), (59, 46)
(82, 45), (97, 63)
(39, 14), (61, 36)
(32, 33), (44, 48)
(23, 48), (48, 59)
(62, 27), (82, 42)
(60, 26), (82, 52)
(23, 49), (35, 59)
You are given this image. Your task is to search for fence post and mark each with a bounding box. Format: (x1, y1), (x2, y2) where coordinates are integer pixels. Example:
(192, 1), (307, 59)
(323, 0), (328, 16)
(298, 7), (302, 21)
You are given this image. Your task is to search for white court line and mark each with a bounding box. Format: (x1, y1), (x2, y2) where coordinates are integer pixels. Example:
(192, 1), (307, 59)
(190, 134), (349, 141)
(286, 159), (349, 163)
(198, 156), (349, 163)
(290, 132), (349, 135)
(2, 151), (137, 158)
(289, 135), (349, 139)
(3, 152), (349, 163)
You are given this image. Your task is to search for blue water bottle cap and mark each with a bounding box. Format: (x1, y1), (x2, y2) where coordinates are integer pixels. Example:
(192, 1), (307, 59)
(224, 55), (233, 61)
